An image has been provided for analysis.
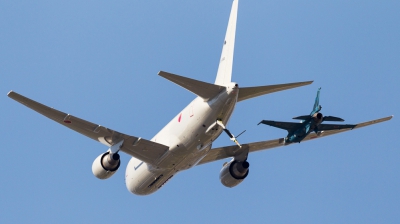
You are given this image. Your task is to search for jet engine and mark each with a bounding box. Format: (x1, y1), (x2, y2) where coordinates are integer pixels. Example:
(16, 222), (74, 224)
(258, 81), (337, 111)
(313, 112), (323, 124)
(92, 151), (121, 179)
(219, 159), (249, 188)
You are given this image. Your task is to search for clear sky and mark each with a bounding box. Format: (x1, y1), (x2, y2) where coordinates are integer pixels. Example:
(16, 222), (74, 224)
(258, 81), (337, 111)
(1, 0), (399, 223)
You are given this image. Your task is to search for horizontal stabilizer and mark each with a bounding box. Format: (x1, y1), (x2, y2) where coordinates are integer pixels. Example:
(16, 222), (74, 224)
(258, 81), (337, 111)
(323, 116), (345, 122)
(159, 71), (225, 101)
(292, 115), (311, 120)
(237, 81), (313, 102)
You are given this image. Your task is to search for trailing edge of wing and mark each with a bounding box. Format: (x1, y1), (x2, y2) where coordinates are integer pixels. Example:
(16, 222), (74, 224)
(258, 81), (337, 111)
(237, 81), (313, 102)
(7, 91), (169, 166)
(159, 71), (225, 101)
(197, 115), (393, 165)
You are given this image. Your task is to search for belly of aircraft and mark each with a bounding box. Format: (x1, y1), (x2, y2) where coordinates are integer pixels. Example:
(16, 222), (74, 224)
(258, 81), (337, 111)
(126, 89), (238, 195)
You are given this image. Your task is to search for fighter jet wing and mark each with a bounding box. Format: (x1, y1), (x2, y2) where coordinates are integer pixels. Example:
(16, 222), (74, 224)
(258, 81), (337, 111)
(197, 115), (393, 165)
(7, 91), (169, 166)
(317, 123), (356, 131)
(258, 120), (303, 132)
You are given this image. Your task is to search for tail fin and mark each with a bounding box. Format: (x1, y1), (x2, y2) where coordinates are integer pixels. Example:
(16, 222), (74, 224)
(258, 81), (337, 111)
(311, 88), (322, 115)
(214, 0), (238, 86)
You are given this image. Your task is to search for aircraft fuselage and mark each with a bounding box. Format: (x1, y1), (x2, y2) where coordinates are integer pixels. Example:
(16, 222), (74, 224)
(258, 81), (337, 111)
(125, 83), (238, 195)
(286, 119), (318, 143)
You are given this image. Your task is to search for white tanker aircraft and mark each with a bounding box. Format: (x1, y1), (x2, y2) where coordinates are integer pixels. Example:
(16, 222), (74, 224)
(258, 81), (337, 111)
(8, 0), (392, 195)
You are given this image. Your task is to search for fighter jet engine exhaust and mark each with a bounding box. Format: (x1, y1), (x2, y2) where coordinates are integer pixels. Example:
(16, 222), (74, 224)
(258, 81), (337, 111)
(220, 159), (249, 188)
(313, 112), (323, 123)
(92, 152), (121, 179)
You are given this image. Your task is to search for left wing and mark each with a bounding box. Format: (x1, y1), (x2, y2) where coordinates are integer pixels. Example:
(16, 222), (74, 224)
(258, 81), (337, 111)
(258, 120), (303, 132)
(7, 91), (169, 166)
(198, 115), (393, 165)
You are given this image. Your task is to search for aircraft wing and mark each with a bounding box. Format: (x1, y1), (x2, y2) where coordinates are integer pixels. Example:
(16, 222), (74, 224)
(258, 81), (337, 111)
(258, 120), (303, 132)
(7, 91), (169, 166)
(197, 115), (393, 165)
(317, 123), (356, 131)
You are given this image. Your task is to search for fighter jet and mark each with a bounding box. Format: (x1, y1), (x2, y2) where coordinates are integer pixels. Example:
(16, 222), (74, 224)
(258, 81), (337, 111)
(258, 88), (357, 144)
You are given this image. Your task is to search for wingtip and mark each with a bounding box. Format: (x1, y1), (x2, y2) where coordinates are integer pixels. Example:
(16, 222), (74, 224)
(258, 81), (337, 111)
(7, 90), (14, 97)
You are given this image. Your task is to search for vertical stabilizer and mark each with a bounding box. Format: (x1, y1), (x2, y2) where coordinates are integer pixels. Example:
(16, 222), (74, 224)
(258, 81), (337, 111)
(311, 88), (322, 115)
(214, 0), (238, 86)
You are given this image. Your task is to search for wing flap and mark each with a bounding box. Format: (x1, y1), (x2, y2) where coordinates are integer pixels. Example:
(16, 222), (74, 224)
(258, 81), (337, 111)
(197, 138), (285, 165)
(198, 116), (392, 165)
(7, 91), (169, 166)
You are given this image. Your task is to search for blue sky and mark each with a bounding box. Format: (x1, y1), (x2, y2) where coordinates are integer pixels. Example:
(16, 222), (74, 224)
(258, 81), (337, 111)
(1, 0), (399, 223)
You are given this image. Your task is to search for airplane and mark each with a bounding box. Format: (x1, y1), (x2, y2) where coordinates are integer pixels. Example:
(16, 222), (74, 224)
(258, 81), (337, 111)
(7, 0), (392, 196)
(258, 88), (359, 144)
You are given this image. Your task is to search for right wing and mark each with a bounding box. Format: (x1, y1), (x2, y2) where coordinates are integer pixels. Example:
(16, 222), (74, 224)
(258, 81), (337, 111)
(7, 91), (169, 166)
(258, 120), (303, 132)
(317, 123), (356, 131)
(198, 116), (393, 165)
(292, 115), (311, 120)
(322, 116), (345, 122)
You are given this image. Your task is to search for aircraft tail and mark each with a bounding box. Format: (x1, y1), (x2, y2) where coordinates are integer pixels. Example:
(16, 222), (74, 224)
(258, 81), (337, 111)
(159, 71), (225, 101)
(237, 81), (313, 102)
(310, 88), (322, 115)
(214, 0), (238, 86)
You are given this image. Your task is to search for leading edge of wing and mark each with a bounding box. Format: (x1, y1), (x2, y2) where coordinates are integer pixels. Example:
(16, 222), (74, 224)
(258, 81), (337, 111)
(197, 115), (393, 165)
(7, 91), (169, 165)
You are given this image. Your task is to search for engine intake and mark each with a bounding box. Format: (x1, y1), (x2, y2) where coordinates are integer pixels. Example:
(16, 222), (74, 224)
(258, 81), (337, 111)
(92, 152), (121, 180)
(220, 160), (249, 188)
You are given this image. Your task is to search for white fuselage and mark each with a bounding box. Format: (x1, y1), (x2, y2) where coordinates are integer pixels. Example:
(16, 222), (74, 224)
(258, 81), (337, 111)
(125, 82), (238, 195)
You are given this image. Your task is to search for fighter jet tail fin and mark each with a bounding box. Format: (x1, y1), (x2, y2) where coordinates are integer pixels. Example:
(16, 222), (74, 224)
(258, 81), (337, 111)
(310, 88), (322, 115)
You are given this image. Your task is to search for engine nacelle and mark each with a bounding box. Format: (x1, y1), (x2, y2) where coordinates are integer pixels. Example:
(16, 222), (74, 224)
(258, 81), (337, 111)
(92, 152), (121, 180)
(219, 159), (249, 188)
